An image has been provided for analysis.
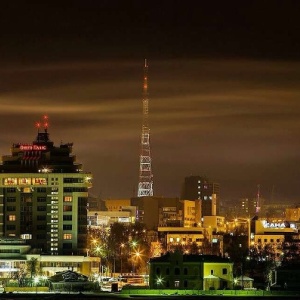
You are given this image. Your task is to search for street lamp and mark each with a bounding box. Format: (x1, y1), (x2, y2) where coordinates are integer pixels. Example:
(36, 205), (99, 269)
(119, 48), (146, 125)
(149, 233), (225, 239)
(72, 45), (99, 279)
(93, 244), (105, 278)
(130, 241), (138, 273)
(120, 243), (125, 275)
(132, 249), (142, 274)
(234, 278), (238, 290)
(156, 277), (163, 293)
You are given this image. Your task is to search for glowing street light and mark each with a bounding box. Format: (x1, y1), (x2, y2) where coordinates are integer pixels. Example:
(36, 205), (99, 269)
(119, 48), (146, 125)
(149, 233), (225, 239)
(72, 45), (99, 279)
(234, 278), (238, 288)
(120, 243), (125, 275)
(131, 248), (143, 274)
(156, 277), (164, 292)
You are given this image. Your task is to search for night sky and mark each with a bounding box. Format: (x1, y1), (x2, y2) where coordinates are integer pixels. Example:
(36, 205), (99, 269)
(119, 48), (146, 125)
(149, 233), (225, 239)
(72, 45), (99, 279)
(0, 1), (300, 203)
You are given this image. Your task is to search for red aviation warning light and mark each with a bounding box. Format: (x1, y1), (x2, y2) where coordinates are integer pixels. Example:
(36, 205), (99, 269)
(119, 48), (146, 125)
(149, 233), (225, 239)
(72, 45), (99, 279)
(34, 115), (51, 143)
(35, 115), (49, 133)
(43, 115), (49, 129)
(35, 121), (41, 134)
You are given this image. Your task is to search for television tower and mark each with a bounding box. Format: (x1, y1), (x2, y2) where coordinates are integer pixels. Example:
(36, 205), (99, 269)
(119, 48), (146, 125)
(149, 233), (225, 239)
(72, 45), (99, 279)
(137, 59), (154, 197)
(256, 184), (260, 214)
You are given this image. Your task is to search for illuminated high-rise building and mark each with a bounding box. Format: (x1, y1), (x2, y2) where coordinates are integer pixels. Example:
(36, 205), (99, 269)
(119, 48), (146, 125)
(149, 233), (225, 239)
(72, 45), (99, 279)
(181, 175), (220, 218)
(137, 59), (154, 197)
(0, 116), (92, 255)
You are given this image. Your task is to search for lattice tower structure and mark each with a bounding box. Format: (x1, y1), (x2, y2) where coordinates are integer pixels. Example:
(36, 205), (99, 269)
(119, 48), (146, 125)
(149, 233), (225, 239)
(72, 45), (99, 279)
(138, 59), (154, 197)
(256, 184), (261, 214)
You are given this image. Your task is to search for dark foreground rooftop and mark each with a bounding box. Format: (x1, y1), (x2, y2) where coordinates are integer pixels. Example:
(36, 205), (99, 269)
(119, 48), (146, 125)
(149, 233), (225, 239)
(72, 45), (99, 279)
(0, 291), (299, 300)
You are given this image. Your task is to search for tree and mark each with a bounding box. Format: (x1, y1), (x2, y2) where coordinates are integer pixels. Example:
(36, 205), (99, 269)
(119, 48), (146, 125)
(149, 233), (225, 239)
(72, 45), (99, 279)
(26, 257), (39, 286)
(14, 265), (26, 287)
(282, 235), (300, 265)
(87, 221), (151, 274)
(190, 242), (200, 254)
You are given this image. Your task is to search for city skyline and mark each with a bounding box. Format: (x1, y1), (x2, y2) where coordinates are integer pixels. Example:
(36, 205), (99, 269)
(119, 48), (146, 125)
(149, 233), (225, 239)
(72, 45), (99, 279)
(0, 2), (300, 202)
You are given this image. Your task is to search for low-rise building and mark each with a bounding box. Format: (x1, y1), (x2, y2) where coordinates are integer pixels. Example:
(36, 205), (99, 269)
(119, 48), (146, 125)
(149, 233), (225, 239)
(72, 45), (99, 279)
(250, 219), (298, 262)
(87, 209), (136, 227)
(158, 226), (223, 256)
(0, 238), (99, 278)
(203, 216), (226, 233)
(149, 252), (233, 290)
(158, 227), (205, 251)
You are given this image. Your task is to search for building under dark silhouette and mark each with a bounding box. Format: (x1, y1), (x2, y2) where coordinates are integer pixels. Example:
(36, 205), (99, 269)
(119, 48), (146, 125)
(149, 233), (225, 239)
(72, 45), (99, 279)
(181, 175), (220, 217)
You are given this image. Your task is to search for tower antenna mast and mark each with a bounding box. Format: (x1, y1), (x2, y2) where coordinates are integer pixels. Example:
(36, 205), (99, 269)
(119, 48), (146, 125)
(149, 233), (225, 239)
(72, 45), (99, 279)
(256, 184), (260, 214)
(138, 59), (154, 197)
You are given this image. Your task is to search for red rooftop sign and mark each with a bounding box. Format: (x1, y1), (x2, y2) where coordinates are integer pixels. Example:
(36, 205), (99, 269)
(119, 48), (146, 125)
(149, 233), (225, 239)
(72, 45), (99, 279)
(20, 145), (47, 151)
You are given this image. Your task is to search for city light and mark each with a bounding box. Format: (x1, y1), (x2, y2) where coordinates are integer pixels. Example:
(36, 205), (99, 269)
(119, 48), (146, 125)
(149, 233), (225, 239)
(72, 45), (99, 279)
(0, 4), (299, 294)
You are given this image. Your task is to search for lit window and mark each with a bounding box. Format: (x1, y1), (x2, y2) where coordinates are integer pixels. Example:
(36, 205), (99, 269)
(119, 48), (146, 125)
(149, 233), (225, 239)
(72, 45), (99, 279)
(8, 215), (16, 221)
(63, 205), (72, 212)
(21, 234), (32, 240)
(170, 237), (174, 242)
(176, 238), (180, 242)
(63, 234), (72, 240)
(64, 196), (72, 202)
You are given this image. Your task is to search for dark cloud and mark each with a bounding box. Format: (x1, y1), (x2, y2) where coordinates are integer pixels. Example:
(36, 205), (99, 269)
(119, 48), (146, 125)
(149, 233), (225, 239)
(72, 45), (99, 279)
(0, 58), (299, 202)
(0, 1), (299, 202)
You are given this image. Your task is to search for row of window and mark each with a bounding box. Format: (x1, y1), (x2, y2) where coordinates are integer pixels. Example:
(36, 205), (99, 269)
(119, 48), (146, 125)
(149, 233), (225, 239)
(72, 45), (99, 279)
(169, 237), (203, 243)
(6, 197), (72, 202)
(257, 238), (282, 243)
(6, 215), (75, 223)
(0, 249), (20, 253)
(6, 205), (72, 212)
(63, 178), (84, 183)
(5, 187), (87, 193)
(6, 188), (48, 193)
(64, 187), (87, 193)
(6, 220), (72, 231)
(41, 262), (81, 267)
(5, 227), (73, 240)
(156, 267), (228, 276)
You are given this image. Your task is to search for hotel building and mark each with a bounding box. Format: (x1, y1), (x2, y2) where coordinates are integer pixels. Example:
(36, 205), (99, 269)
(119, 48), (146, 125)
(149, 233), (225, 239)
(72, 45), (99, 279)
(0, 119), (92, 255)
